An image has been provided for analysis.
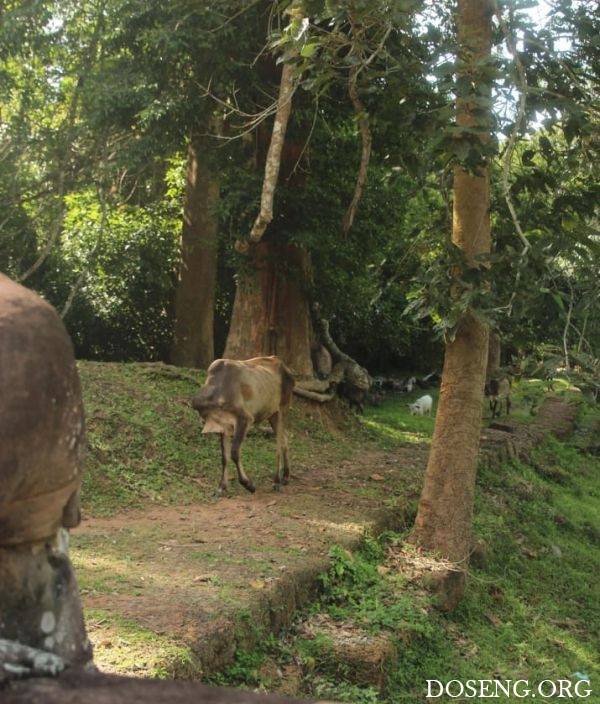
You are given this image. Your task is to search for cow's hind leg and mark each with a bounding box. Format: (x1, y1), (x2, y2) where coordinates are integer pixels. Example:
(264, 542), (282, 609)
(231, 417), (255, 493)
(269, 412), (290, 491)
(216, 433), (231, 496)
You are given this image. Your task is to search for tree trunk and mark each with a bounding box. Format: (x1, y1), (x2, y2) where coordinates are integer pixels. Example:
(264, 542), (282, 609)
(224, 241), (314, 378)
(171, 138), (219, 369)
(226, 46), (314, 378)
(411, 0), (494, 611)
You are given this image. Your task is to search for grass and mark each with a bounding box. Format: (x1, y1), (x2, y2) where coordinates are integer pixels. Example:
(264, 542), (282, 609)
(82, 361), (566, 517)
(204, 389), (600, 702)
(84, 608), (200, 679)
(79, 361), (211, 514)
(74, 361), (599, 698)
(210, 425), (600, 700)
(78, 360), (361, 515)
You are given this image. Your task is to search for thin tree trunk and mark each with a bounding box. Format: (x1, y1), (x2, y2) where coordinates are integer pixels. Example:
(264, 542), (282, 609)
(411, 0), (494, 611)
(486, 330), (501, 378)
(341, 65), (372, 235)
(171, 138), (220, 369)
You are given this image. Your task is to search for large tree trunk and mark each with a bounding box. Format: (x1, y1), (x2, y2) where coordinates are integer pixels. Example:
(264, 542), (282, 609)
(170, 138), (219, 369)
(226, 46), (314, 378)
(224, 241), (314, 378)
(411, 0), (494, 611)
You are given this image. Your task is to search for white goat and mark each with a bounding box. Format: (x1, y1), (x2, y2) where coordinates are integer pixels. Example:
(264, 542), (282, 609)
(408, 394), (433, 416)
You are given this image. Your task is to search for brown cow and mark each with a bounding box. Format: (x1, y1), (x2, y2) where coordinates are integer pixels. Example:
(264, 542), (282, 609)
(191, 356), (295, 495)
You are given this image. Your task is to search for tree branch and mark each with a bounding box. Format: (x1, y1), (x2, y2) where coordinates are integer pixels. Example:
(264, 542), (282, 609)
(341, 65), (372, 235)
(245, 58), (298, 247)
(340, 22), (390, 235)
(494, 0), (533, 319)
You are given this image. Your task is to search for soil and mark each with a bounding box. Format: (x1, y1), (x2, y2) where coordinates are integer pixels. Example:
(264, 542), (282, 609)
(75, 441), (427, 678)
(72, 396), (577, 681)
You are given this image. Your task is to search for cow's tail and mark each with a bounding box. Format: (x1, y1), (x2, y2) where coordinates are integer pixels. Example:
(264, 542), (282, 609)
(281, 363), (295, 407)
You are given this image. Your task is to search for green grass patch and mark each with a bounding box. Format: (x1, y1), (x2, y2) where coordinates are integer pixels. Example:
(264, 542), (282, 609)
(84, 608), (198, 678)
(361, 392), (437, 447)
(79, 361), (212, 514)
(209, 403), (600, 703)
(78, 361), (388, 515)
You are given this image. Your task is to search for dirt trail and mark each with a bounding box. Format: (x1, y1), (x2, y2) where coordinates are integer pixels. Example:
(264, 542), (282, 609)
(75, 443), (427, 677)
(73, 397), (577, 679)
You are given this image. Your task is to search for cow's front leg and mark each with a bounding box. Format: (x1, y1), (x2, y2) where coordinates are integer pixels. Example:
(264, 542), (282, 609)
(216, 433), (232, 496)
(231, 416), (255, 493)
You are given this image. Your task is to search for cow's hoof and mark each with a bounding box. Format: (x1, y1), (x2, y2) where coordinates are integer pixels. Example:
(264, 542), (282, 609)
(241, 480), (256, 494)
(272, 483), (282, 493)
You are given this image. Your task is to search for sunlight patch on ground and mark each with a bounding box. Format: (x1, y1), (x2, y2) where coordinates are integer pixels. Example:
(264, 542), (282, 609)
(362, 417), (431, 445)
(72, 548), (170, 594)
(84, 608), (194, 678)
(305, 517), (365, 537)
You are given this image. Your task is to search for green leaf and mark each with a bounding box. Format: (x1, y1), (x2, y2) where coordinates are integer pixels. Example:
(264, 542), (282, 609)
(300, 42), (318, 58)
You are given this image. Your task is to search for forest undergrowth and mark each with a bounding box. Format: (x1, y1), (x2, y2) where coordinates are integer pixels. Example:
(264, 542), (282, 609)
(208, 409), (600, 702)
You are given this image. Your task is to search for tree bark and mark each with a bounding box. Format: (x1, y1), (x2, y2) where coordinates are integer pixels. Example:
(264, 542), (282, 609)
(226, 44), (313, 378)
(171, 137), (220, 369)
(411, 0), (494, 611)
(224, 241), (314, 378)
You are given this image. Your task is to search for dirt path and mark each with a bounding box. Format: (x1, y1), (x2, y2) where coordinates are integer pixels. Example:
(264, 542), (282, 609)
(72, 397), (577, 679)
(74, 443), (428, 677)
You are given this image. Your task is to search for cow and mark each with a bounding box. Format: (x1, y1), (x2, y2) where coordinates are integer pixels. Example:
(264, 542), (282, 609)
(191, 356), (295, 495)
(485, 376), (512, 419)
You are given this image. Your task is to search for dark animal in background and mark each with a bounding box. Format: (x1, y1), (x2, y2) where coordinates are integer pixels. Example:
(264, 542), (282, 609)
(192, 356), (295, 495)
(337, 379), (367, 413)
(485, 376), (511, 419)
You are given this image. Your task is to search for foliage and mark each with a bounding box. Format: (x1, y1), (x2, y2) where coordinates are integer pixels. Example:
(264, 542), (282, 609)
(59, 187), (181, 360)
(521, 345), (600, 402)
(1, 0), (600, 370)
